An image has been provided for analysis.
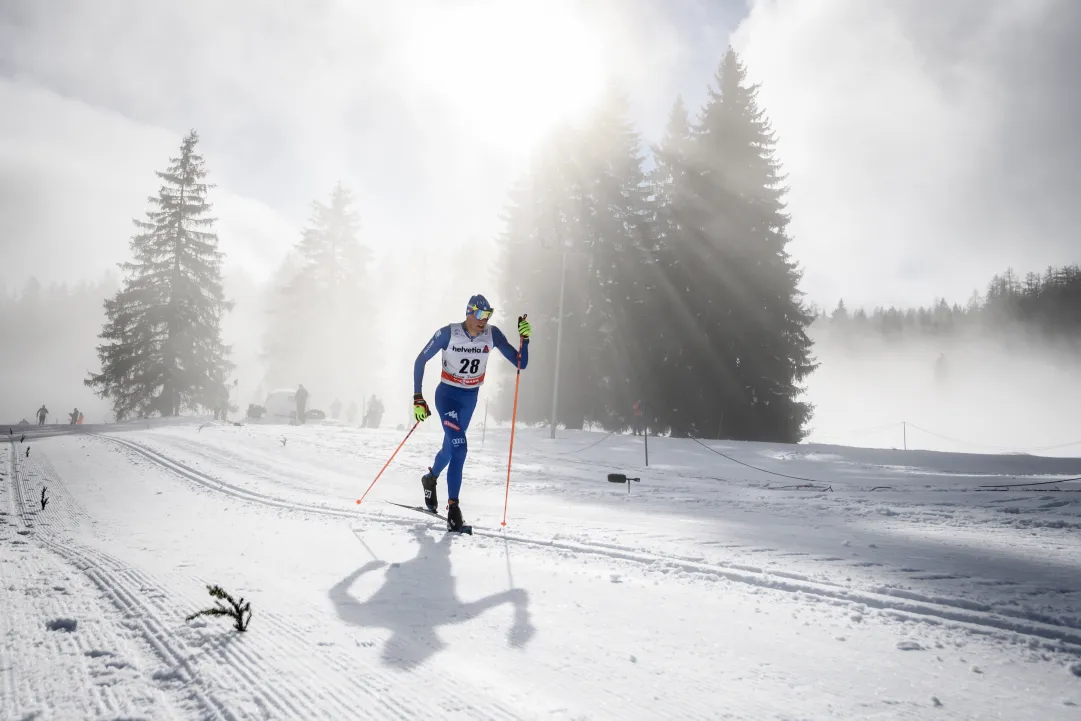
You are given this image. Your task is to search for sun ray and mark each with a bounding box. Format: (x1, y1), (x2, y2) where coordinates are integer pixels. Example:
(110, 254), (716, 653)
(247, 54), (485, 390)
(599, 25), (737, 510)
(401, 0), (608, 155)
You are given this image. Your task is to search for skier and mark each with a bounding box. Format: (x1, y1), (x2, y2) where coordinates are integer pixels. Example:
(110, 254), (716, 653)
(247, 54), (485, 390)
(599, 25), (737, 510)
(36, 405), (48, 426)
(412, 294), (531, 531)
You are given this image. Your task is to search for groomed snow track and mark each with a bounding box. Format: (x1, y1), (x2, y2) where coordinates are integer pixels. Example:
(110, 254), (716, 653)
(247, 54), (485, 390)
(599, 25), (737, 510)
(97, 433), (1081, 655)
(6, 438), (526, 720)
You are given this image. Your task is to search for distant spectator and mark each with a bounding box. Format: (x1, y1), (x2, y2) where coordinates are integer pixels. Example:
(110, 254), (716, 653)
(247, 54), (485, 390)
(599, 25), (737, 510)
(295, 384), (309, 424)
(362, 394), (384, 428)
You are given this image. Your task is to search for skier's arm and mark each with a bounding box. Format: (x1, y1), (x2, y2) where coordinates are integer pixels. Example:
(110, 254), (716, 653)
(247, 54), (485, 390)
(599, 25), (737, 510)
(492, 326), (529, 369)
(414, 325), (451, 394)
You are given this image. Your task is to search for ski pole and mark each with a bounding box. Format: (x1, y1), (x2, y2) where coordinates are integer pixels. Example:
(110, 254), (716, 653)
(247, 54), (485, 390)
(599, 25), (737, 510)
(501, 315), (526, 527)
(356, 420), (420, 505)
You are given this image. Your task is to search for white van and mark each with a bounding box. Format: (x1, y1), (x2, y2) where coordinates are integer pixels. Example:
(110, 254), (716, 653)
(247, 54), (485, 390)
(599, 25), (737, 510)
(264, 388), (298, 419)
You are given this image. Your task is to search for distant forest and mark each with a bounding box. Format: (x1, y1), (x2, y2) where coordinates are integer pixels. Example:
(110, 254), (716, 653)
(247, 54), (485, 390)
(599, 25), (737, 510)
(814, 265), (1081, 339)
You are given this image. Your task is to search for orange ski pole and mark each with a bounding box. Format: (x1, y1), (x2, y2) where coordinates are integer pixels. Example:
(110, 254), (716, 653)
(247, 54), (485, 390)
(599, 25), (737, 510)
(501, 315), (526, 527)
(356, 420), (420, 505)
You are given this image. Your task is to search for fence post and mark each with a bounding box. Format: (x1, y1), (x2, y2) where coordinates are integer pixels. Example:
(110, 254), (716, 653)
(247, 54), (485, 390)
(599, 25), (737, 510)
(644, 416), (649, 467)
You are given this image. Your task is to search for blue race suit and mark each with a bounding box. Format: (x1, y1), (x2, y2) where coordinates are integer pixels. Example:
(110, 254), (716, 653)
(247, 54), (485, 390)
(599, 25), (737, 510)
(414, 322), (528, 500)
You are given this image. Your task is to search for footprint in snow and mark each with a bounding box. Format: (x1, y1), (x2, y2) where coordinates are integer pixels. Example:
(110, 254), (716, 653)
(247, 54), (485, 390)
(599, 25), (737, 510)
(897, 640), (924, 651)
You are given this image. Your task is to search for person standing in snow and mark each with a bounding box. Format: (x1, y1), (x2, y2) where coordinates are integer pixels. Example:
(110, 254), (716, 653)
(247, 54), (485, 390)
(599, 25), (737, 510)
(412, 294), (530, 532)
(295, 384), (309, 424)
(36, 405), (48, 426)
(364, 394), (384, 428)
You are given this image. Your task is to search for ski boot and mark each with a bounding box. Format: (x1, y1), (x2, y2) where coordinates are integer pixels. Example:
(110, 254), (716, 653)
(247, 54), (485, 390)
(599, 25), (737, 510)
(421, 469), (438, 513)
(446, 499), (465, 532)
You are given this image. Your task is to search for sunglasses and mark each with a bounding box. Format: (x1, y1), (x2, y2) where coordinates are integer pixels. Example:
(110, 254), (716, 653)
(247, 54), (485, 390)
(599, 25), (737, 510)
(469, 306), (494, 321)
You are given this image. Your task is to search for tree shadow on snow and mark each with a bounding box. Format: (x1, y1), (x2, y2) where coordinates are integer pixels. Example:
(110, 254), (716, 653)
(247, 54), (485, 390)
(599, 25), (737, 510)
(329, 526), (535, 670)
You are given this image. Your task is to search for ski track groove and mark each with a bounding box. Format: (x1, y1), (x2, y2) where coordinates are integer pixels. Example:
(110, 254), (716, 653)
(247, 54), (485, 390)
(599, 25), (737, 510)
(98, 432), (1081, 658)
(9, 440), (445, 721)
(24, 436), (533, 721)
(7, 441), (236, 720)
(3, 445), (183, 721)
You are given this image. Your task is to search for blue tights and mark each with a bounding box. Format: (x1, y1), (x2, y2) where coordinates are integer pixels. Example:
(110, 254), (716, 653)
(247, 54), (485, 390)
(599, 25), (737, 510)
(430, 382), (478, 501)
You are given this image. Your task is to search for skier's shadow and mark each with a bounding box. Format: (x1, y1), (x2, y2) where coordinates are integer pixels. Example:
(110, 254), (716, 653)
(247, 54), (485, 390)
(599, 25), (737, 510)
(330, 526), (535, 670)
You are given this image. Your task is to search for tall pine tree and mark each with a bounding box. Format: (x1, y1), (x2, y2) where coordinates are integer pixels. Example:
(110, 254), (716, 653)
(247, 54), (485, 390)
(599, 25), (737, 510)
(494, 130), (586, 427)
(634, 96), (694, 434)
(657, 49), (816, 440)
(574, 82), (655, 429)
(87, 130), (233, 419)
(262, 183), (371, 404)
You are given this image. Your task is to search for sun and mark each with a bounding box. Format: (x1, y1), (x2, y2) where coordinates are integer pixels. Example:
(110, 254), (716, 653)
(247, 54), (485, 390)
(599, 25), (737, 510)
(402, 0), (607, 154)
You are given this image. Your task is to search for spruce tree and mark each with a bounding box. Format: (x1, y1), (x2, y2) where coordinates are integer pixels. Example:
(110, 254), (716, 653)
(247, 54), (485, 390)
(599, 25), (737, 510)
(637, 97), (695, 435)
(494, 132), (586, 428)
(262, 183), (371, 402)
(86, 130), (233, 420)
(575, 83), (655, 430)
(660, 49), (816, 440)
(494, 92), (655, 433)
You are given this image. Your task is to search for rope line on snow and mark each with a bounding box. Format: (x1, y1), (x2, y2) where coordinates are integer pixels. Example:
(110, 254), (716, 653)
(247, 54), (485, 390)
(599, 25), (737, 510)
(689, 434), (1081, 491)
(977, 476), (1081, 489)
(515, 430), (617, 457)
(813, 419), (1081, 454)
(687, 435), (837, 486)
(897, 423), (1081, 454)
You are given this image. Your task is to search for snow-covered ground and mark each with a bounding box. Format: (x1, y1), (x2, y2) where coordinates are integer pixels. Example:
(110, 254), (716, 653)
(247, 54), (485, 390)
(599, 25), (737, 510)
(3, 419), (1081, 720)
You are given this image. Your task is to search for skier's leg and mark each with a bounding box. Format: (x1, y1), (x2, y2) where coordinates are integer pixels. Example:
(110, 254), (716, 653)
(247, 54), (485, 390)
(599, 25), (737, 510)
(444, 390), (478, 501)
(430, 384), (455, 478)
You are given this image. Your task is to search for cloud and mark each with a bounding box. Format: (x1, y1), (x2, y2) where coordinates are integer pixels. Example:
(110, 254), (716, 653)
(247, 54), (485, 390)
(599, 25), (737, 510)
(731, 0), (1081, 309)
(0, 0), (716, 283)
(0, 78), (297, 287)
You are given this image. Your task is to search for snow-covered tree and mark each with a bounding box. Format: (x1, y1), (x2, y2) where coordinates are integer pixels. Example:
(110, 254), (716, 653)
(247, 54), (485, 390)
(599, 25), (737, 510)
(86, 130), (233, 420)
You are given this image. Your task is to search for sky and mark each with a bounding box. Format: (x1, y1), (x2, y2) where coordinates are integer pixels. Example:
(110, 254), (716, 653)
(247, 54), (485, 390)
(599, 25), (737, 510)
(4, 0), (1077, 310)
(0, 0), (740, 295)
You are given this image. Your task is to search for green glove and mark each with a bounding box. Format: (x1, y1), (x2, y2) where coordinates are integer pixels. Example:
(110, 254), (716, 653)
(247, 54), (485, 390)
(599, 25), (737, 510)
(413, 393), (430, 422)
(518, 314), (531, 340)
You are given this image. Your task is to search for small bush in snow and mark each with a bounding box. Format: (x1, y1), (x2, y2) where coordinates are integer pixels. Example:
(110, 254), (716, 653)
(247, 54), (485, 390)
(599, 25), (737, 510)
(186, 584), (252, 632)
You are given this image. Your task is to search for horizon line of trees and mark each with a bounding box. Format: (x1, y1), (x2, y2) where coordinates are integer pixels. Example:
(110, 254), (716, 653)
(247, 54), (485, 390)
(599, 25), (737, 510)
(818, 264), (1081, 339)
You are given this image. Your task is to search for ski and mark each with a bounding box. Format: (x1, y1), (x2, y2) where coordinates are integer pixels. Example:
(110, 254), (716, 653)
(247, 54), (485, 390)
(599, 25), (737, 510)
(385, 501), (473, 535)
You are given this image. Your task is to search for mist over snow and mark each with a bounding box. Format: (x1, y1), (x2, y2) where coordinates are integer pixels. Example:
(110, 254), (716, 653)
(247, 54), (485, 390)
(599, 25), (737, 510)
(804, 322), (1081, 455)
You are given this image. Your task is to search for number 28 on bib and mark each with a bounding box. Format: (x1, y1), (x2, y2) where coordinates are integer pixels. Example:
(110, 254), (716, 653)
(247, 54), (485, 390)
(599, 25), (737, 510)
(440, 325), (493, 388)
